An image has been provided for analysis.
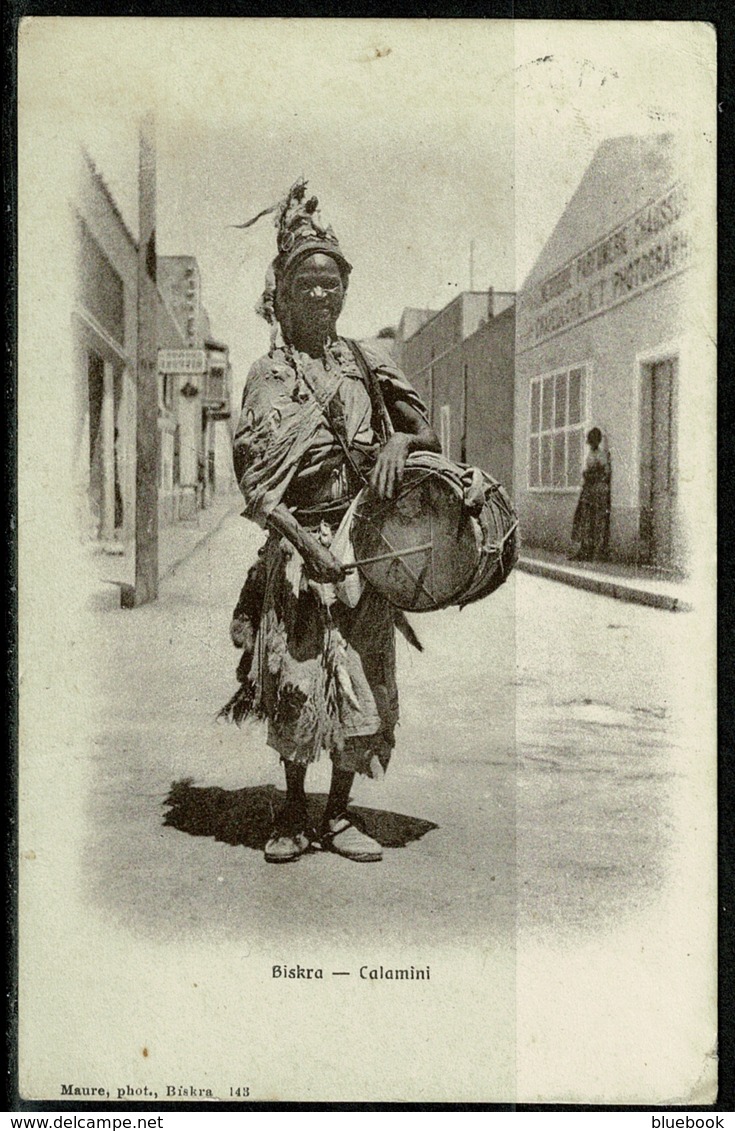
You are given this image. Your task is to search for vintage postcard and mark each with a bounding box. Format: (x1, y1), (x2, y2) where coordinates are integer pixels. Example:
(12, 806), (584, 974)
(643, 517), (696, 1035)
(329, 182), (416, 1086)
(16, 19), (717, 1104)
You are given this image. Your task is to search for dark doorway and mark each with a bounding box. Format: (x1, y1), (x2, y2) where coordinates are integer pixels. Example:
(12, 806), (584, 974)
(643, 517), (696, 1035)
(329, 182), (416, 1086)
(87, 351), (105, 538)
(173, 425), (181, 488)
(114, 367), (123, 530)
(639, 356), (677, 568)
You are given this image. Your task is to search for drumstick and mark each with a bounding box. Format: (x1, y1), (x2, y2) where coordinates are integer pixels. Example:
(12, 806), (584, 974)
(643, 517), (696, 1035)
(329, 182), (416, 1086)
(343, 542), (433, 572)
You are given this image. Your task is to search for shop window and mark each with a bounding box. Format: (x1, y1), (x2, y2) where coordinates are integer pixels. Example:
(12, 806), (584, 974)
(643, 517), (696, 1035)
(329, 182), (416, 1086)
(528, 366), (586, 490)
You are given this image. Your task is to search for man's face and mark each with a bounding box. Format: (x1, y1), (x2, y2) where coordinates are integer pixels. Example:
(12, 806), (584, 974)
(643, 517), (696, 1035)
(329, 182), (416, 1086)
(285, 253), (345, 341)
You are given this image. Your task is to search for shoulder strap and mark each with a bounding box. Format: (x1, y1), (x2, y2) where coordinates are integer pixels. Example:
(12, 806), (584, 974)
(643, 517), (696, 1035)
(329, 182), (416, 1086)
(345, 339), (394, 442)
(286, 345), (367, 483)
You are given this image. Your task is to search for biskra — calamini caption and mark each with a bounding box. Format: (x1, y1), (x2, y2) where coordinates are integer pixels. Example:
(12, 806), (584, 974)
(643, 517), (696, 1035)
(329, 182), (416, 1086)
(271, 964), (431, 980)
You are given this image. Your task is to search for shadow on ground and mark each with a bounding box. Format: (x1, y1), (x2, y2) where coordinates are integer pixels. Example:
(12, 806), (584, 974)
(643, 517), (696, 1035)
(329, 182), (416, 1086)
(163, 779), (439, 851)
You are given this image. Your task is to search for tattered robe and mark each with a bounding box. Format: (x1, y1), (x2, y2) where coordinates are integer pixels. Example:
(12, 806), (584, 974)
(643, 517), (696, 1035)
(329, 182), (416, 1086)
(231, 338), (428, 778)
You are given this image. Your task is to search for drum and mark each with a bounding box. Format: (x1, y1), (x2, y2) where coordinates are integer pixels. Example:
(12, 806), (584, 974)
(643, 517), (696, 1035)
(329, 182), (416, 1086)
(350, 452), (518, 612)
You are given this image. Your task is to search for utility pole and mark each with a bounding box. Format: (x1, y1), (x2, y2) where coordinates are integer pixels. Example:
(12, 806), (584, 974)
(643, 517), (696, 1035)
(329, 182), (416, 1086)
(122, 116), (159, 608)
(469, 240), (475, 291)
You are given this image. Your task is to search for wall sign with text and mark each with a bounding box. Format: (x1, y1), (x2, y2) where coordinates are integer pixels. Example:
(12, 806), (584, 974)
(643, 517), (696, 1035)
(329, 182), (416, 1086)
(158, 348), (208, 375)
(517, 182), (691, 352)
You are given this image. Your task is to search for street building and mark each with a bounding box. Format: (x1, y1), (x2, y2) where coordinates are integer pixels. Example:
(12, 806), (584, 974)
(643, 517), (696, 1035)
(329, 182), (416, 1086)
(73, 151), (186, 550)
(203, 337), (236, 498)
(158, 257), (236, 520)
(395, 307), (436, 350)
(73, 150), (235, 591)
(397, 289), (516, 491)
(515, 133), (695, 570)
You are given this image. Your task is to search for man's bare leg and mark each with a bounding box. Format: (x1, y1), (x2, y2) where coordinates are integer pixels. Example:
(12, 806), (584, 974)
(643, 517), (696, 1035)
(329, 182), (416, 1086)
(321, 765), (382, 863)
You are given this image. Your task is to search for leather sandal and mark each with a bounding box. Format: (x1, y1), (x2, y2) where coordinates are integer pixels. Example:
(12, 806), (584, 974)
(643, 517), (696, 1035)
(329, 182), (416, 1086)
(264, 830), (311, 863)
(264, 803), (315, 864)
(320, 815), (383, 862)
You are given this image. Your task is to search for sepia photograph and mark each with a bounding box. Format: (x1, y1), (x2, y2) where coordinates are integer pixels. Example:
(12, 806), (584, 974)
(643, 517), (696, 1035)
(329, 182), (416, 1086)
(17, 18), (717, 1105)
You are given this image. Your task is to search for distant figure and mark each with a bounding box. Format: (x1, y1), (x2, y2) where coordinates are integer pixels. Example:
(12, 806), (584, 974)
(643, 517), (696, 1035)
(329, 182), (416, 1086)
(571, 427), (611, 562)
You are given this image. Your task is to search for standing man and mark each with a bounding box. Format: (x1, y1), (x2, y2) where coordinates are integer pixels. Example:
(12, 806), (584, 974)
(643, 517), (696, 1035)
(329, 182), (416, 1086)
(227, 181), (440, 864)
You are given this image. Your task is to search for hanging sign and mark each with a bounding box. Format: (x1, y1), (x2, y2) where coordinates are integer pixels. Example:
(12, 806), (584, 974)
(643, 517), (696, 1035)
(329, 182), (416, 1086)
(158, 348), (208, 374)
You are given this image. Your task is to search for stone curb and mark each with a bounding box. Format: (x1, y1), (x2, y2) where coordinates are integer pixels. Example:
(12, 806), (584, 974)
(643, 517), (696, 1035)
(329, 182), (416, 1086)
(517, 556), (692, 612)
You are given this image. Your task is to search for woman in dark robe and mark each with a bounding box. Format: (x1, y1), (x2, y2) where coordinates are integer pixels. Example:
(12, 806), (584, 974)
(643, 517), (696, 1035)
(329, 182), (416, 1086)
(571, 427), (611, 562)
(224, 182), (440, 864)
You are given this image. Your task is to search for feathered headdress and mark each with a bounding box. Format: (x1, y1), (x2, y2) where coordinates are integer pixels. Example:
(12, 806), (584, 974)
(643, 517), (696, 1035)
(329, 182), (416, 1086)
(232, 179), (352, 343)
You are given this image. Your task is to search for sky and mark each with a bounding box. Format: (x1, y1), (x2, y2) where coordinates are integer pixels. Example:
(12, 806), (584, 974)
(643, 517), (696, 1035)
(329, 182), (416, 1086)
(20, 18), (715, 405)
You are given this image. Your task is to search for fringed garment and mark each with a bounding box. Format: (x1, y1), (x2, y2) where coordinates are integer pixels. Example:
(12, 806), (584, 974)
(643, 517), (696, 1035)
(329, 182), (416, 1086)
(223, 338), (428, 779)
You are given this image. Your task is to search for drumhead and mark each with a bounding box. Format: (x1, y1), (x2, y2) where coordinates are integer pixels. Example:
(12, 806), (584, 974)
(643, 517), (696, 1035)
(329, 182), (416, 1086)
(351, 465), (480, 611)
